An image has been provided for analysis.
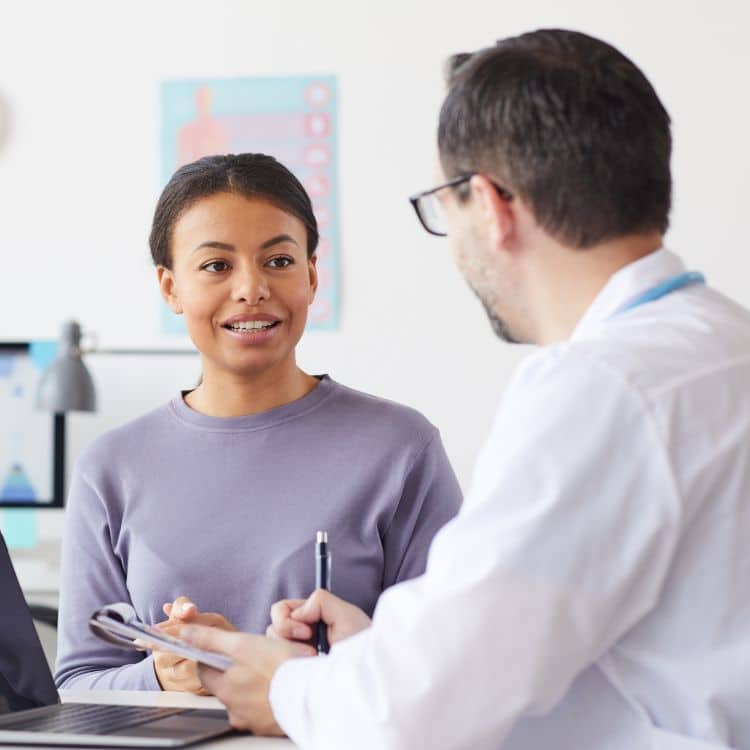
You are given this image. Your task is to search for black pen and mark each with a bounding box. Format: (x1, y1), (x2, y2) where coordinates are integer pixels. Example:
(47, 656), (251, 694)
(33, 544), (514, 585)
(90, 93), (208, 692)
(315, 530), (331, 654)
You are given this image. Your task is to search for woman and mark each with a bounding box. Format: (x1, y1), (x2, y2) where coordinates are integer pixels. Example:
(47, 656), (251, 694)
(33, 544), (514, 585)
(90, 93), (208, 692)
(54, 153), (462, 693)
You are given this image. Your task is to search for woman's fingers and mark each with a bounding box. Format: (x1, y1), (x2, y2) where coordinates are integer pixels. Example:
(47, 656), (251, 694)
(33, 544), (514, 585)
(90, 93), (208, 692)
(153, 642), (184, 670)
(196, 612), (237, 631)
(153, 649), (207, 694)
(163, 596), (199, 621)
(173, 597), (198, 620)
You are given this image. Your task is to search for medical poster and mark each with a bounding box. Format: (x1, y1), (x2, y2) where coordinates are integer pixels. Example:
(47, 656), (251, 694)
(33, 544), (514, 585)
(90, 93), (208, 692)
(160, 76), (340, 333)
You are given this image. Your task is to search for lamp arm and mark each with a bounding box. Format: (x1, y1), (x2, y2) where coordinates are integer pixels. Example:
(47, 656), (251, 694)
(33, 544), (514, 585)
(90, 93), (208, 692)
(86, 349), (197, 355)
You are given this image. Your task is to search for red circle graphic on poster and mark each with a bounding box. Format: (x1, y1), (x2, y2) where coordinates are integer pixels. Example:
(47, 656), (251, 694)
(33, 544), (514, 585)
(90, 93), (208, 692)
(305, 174), (330, 197)
(313, 204), (330, 229)
(304, 143), (331, 168)
(305, 112), (330, 138)
(305, 82), (332, 108)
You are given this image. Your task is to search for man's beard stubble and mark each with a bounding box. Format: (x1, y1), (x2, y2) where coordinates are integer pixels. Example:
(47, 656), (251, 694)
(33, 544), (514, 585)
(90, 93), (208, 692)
(483, 299), (522, 343)
(456, 234), (525, 344)
(470, 285), (523, 344)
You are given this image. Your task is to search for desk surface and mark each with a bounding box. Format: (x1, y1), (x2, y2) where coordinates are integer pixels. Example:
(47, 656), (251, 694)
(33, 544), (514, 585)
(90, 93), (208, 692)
(1, 690), (296, 749)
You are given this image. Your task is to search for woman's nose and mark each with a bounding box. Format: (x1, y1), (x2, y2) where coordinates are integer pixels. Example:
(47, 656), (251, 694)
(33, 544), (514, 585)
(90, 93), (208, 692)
(233, 266), (270, 305)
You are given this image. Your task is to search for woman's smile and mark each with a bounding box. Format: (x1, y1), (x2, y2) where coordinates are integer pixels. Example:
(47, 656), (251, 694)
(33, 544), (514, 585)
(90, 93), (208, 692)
(220, 314), (284, 344)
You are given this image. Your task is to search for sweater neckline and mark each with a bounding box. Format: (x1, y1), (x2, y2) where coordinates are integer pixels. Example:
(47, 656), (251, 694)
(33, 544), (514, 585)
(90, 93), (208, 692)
(169, 374), (336, 432)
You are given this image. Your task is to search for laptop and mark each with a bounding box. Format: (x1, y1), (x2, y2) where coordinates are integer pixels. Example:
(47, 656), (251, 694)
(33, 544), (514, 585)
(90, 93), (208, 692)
(0, 531), (233, 746)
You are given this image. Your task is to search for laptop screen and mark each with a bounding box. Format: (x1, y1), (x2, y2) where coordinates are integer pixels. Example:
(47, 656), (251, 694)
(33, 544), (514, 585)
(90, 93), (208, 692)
(0, 531), (59, 714)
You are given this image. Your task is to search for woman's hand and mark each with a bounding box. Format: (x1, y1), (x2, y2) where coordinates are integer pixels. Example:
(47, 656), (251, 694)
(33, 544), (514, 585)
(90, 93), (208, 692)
(266, 590), (372, 648)
(152, 596), (237, 694)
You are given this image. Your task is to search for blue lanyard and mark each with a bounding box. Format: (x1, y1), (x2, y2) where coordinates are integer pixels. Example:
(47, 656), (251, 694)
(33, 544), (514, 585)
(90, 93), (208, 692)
(612, 271), (705, 317)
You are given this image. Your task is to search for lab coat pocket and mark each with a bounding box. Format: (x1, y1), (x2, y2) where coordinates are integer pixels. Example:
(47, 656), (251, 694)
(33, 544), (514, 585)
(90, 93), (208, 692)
(652, 727), (734, 750)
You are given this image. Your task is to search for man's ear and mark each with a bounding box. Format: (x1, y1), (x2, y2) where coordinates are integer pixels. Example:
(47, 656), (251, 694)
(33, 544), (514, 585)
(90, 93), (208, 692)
(157, 266), (183, 314)
(469, 174), (515, 251)
(307, 254), (318, 304)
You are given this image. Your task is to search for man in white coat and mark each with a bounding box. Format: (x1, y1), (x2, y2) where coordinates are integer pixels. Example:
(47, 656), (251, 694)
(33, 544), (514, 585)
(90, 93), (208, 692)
(181, 29), (750, 749)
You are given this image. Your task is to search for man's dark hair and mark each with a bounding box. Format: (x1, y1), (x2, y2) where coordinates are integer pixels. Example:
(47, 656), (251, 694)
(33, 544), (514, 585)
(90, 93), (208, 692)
(149, 153), (319, 268)
(438, 29), (672, 248)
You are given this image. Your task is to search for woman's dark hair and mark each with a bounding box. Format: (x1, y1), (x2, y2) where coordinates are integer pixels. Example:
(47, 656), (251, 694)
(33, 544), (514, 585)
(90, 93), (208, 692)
(149, 153), (319, 268)
(438, 29), (672, 248)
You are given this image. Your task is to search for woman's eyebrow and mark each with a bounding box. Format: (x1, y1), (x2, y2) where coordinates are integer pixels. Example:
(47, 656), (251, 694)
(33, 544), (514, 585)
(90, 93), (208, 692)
(260, 234), (299, 249)
(192, 241), (235, 254)
(191, 235), (298, 253)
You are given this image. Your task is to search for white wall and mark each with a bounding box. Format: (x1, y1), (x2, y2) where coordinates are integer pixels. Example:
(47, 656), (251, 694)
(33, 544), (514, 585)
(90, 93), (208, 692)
(1, 0), (749, 561)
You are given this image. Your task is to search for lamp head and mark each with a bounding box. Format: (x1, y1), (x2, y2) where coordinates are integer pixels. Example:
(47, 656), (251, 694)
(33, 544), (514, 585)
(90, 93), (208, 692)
(36, 320), (96, 412)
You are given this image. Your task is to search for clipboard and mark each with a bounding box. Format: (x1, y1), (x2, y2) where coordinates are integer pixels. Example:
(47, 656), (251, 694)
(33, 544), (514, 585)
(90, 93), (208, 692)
(89, 603), (232, 672)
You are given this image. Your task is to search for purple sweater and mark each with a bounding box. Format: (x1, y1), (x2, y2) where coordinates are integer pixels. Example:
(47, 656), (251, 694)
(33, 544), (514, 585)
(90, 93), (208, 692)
(54, 376), (462, 690)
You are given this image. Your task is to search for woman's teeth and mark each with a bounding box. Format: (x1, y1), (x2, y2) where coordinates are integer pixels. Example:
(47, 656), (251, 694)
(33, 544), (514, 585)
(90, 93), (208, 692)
(226, 321), (277, 331)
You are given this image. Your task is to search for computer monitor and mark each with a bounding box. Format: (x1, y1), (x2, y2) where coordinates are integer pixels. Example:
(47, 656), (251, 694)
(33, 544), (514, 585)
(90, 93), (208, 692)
(0, 342), (65, 508)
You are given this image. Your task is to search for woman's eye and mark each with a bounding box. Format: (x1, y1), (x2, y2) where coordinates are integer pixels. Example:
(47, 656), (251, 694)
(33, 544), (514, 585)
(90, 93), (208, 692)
(267, 256), (294, 269)
(202, 261), (230, 273)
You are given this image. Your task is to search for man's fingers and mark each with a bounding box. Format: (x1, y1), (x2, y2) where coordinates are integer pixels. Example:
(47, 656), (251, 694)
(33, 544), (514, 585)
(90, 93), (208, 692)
(270, 599), (305, 623)
(290, 594), (322, 624)
(287, 640), (317, 658)
(180, 624), (249, 656)
(290, 590), (372, 645)
(268, 618), (312, 641)
(266, 625), (318, 656)
(291, 588), (346, 624)
(269, 598), (312, 640)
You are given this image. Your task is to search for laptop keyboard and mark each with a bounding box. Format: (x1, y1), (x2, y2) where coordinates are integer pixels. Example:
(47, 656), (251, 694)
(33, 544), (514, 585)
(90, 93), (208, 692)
(1, 703), (185, 734)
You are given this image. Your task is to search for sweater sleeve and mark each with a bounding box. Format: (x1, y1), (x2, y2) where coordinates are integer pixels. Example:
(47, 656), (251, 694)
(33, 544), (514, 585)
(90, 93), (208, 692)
(381, 430), (462, 587)
(54, 458), (161, 691)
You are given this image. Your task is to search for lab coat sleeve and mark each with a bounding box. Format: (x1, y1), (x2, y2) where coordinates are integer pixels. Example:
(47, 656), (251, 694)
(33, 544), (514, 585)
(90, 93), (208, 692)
(54, 460), (161, 691)
(269, 351), (683, 750)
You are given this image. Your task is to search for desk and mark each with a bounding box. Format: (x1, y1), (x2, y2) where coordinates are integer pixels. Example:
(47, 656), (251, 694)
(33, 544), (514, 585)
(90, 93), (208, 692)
(1, 690), (296, 749)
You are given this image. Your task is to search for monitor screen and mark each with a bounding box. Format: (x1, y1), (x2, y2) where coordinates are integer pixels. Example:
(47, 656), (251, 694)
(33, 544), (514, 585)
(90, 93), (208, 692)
(0, 343), (65, 508)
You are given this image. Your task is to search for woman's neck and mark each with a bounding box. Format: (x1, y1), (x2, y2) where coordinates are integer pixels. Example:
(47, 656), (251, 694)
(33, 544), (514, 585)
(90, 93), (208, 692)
(184, 363), (320, 417)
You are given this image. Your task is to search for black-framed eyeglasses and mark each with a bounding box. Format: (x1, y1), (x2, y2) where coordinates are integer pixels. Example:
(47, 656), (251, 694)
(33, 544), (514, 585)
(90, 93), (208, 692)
(408, 174), (514, 237)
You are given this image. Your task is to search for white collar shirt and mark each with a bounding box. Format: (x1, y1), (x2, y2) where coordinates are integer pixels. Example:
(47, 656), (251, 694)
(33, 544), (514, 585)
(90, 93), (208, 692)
(270, 249), (750, 750)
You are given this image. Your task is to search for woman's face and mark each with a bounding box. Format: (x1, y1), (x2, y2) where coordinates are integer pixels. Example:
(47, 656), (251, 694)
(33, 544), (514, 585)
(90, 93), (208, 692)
(158, 192), (317, 381)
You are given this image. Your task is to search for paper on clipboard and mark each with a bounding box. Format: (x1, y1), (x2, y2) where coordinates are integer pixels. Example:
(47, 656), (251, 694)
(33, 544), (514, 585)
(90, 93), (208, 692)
(89, 603), (232, 672)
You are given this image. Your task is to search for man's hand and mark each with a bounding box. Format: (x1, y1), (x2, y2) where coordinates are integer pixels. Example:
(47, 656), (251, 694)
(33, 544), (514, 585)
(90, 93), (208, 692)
(152, 596), (236, 694)
(266, 589), (372, 647)
(179, 625), (315, 734)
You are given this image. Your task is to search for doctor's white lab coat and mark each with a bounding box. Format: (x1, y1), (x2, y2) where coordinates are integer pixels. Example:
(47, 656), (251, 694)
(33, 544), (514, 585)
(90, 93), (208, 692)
(270, 249), (750, 750)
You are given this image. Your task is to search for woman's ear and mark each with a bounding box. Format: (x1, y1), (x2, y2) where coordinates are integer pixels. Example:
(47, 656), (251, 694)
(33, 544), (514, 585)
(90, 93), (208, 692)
(308, 254), (319, 303)
(157, 266), (183, 314)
